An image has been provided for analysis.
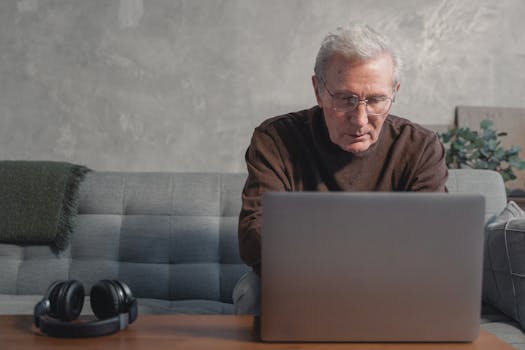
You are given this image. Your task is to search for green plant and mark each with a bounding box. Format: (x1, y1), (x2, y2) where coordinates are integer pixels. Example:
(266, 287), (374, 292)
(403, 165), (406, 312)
(438, 119), (525, 182)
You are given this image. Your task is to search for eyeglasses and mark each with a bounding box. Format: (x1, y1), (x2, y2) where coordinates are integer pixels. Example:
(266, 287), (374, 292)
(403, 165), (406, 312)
(320, 77), (395, 116)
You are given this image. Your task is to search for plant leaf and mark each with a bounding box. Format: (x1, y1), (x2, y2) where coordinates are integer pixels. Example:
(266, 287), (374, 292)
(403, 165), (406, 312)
(439, 120), (525, 182)
(480, 119), (493, 129)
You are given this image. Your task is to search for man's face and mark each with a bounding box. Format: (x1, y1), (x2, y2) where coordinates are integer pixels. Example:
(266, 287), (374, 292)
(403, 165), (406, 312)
(313, 53), (400, 154)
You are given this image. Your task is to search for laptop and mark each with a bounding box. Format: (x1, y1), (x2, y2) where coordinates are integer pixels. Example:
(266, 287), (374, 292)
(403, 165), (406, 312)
(260, 192), (485, 342)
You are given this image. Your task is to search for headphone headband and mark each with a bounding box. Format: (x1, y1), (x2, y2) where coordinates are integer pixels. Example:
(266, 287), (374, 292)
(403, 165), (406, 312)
(37, 314), (127, 338)
(34, 280), (137, 338)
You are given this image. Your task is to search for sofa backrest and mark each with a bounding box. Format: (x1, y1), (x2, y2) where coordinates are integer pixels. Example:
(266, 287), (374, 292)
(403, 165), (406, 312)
(0, 172), (250, 304)
(446, 169), (507, 223)
(0, 169), (506, 304)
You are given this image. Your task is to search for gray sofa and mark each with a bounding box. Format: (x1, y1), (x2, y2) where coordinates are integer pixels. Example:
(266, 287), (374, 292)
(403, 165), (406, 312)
(0, 171), (250, 314)
(0, 169), (524, 347)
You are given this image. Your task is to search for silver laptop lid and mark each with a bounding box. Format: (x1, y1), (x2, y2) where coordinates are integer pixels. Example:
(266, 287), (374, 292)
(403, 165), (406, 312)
(261, 192), (485, 342)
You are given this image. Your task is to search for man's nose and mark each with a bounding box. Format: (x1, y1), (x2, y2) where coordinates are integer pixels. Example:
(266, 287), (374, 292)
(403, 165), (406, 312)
(349, 102), (368, 127)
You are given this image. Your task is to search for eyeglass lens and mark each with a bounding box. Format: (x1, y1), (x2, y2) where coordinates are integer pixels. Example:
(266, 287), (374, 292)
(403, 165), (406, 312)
(332, 95), (391, 115)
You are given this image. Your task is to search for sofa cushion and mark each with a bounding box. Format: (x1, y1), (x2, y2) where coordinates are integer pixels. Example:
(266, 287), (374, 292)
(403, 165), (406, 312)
(484, 201), (525, 328)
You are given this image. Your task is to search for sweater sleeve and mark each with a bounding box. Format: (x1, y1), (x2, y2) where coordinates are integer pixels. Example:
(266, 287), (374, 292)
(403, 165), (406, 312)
(238, 127), (291, 274)
(408, 132), (448, 192)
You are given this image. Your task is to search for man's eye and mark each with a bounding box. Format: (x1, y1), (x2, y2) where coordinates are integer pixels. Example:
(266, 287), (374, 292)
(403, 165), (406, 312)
(368, 97), (387, 105)
(338, 96), (358, 105)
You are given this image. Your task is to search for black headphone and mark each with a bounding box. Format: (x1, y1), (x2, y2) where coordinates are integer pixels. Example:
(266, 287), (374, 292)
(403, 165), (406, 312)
(34, 279), (138, 338)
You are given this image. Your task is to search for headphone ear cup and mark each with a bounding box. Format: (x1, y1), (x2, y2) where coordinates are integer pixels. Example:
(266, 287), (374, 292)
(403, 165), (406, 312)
(90, 280), (121, 320)
(112, 280), (138, 323)
(49, 280), (85, 321)
(47, 281), (63, 318)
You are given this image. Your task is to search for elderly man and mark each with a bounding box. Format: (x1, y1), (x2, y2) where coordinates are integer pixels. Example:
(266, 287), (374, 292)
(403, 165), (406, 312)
(233, 24), (448, 314)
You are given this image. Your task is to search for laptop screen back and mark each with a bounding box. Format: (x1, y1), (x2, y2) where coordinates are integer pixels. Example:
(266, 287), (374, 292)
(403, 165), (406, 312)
(261, 192), (484, 342)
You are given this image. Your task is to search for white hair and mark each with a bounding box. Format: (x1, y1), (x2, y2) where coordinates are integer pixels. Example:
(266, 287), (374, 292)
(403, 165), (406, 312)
(314, 23), (403, 86)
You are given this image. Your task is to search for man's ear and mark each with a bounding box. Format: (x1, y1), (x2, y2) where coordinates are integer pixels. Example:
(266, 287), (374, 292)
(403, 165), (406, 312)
(312, 75), (323, 107)
(393, 82), (400, 102)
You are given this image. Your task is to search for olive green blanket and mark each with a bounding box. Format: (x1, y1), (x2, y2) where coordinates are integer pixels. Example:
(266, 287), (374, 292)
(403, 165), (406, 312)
(0, 161), (90, 250)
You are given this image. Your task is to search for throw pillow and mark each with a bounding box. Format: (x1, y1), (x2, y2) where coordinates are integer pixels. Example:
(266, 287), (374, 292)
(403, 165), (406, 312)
(484, 201), (525, 329)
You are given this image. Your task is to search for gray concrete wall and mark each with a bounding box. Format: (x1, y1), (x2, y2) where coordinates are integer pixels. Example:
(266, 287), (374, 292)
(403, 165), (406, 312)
(1, 0), (524, 172)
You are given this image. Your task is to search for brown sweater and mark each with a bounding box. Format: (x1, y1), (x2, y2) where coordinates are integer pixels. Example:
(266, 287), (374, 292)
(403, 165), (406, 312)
(238, 106), (448, 274)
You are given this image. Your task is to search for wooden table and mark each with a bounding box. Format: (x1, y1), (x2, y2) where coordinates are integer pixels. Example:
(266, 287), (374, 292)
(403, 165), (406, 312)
(0, 314), (516, 350)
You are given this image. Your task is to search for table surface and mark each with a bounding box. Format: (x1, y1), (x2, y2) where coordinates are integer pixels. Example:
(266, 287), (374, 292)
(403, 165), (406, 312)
(0, 314), (516, 350)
